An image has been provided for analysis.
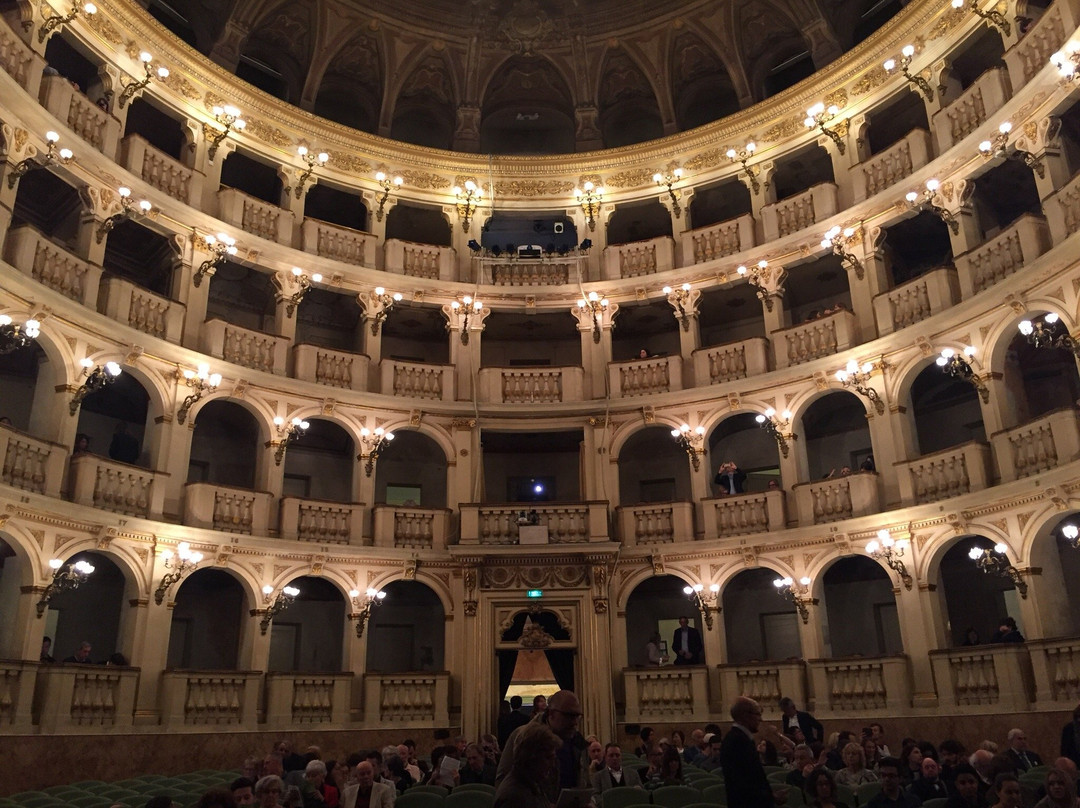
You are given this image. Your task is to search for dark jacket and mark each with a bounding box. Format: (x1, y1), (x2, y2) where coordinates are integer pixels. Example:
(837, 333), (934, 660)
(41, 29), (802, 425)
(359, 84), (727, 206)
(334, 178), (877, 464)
(784, 710), (825, 745)
(714, 468), (747, 494)
(1004, 748), (1043, 772)
(1062, 719), (1080, 767)
(721, 727), (774, 808)
(672, 625), (704, 664)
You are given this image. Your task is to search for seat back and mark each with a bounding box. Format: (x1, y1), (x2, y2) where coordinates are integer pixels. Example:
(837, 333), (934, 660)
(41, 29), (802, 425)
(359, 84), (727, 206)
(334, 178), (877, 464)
(395, 793), (446, 808)
(602, 787), (653, 808)
(856, 781), (882, 805)
(652, 785), (702, 808)
(444, 791), (494, 808)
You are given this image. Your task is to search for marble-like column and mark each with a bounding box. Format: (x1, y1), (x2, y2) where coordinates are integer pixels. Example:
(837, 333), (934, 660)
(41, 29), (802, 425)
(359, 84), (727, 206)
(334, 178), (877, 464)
(443, 300), (491, 401)
(573, 300), (618, 399)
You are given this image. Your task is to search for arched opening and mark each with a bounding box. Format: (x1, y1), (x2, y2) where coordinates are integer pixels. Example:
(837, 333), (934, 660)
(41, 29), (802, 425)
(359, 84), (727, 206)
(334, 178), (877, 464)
(597, 51), (664, 148)
(75, 369), (152, 468)
(205, 263), (276, 334)
(618, 427), (692, 505)
(821, 556), (903, 657)
(607, 201), (673, 246)
(101, 219), (179, 300)
(697, 285), (767, 348)
(168, 568), (247, 669)
(670, 34), (741, 130)
(723, 567), (802, 663)
(689, 178), (753, 232)
(187, 400), (260, 488)
(123, 97), (188, 162)
(0, 534), (26, 658)
(480, 57), (575, 155)
(390, 56), (456, 151)
(1032, 515), (1080, 636)
(783, 255), (852, 325)
(610, 300), (681, 361)
(909, 362), (986, 454)
(220, 150), (283, 206)
(9, 168), (81, 244)
(801, 392), (873, 480)
(374, 429), (448, 508)
(380, 303), (451, 364)
(938, 536), (1023, 647)
(365, 581), (445, 672)
(48, 551), (127, 665)
(497, 609), (573, 701)
(481, 430), (582, 503)
(282, 419), (356, 502)
(304, 183), (369, 234)
(0, 341), (58, 440)
(385, 203), (452, 247)
(772, 143), (835, 203)
(707, 413), (782, 492)
(625, 575), (702, 666)
(880, 211), (954, 289)
(1001, 322), (1080, 429)
(268, 576), (345, 672)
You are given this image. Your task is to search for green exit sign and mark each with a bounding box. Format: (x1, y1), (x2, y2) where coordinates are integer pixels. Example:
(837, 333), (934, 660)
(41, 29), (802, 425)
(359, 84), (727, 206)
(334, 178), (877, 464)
(526, 589), (543, 599)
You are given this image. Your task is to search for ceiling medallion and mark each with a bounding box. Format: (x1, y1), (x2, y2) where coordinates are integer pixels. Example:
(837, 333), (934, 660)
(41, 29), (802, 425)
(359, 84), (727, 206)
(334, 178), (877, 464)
(498, 0), (559, 54)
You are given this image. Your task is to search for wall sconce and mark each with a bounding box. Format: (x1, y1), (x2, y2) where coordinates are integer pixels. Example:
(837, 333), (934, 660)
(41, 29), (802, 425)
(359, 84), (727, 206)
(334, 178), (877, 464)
(577, 291), (610, 344)
(453, 180), (482, 232)
(726, 143), (761, 195)
(0, 314), (40, 355)
(1019, 313), (1080, 356)
(153, 542), (203, 605)
(260, 584), (300, 634)
(375, 172), (403, 221)
(866, 529), (913, 589)
(978, 121), (1044, 178)
(1061, 523), (1080, 548)
(207, 105), (246, 161)
(367, 287), (403, 335)
(351, 587), (387, 637)
(176, 363), (222, 425)
(574, 181), (603, 231)
(755, 408), (792, 458)
(905, 179), (960, 234)
(451, 295), (484, 346)
(359, 427), (395, 478)
(193, 233), (238, 287)
(38, 1), (96, 43)
(773, 576), (813, 624)
(737, 260), (780, 311)
(937, 346), (990, 403)
(280, 267), (322, 318)
(653, 168), (685, 218)
(883, 45), (935, 101)
(951, 0), (1011, 34)
(836, 359), (885, 415)
(36, 558), (95, 616)
(968, 543), (1027, 598)
(671, 424), (706, 471)
(70, 358), (121, 415)
(273, 416), (309, 465)
(96, 187), (153, 243)
(821, 226), (864, 280)
(804, 102), (846, 154)
(117, 51), (169, 109)
(7, 131), (74, 189)
(1051, 43), (1080, 80)
(664, 283), (693, 331)
(289, 146), (329, 199)
(683, 583), (720, 631)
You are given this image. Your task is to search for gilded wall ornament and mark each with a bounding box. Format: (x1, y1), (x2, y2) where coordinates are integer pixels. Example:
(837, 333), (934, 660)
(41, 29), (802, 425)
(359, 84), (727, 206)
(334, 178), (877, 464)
(492, 180), (575, 197)
(399, 170), (450, 189)
(604, 169), (656, 189)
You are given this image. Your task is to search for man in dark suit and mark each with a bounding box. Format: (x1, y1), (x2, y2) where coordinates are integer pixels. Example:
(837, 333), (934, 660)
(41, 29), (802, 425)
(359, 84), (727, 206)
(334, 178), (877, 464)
(721, 697), (785, 808)
(1004, 728), (1043, 772)
(714, 461), (747, 495)
(1062, 705), (1080, 767)
(591, 743), (642, 798)
(672, 616), (704, 665)
(779, 697), (824, 745)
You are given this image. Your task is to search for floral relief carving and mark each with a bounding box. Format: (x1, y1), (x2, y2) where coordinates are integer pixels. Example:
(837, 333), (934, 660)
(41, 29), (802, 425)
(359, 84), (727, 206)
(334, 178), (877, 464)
(399, 170), (450, 189)
(684, 149), (724, 171)
(329, 153), (374, 174)
(244, 119), (292, 149)
(492, 180), (575, 197)
(761, 117), (801, 143)
(604, 169), (656, 188)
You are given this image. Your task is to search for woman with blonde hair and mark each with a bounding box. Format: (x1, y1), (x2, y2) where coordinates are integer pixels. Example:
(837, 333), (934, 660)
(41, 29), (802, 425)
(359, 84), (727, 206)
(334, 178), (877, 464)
(494, 722), (562, 808)
(835, 742), (879, 787)
(1035, 767), (1080, 808)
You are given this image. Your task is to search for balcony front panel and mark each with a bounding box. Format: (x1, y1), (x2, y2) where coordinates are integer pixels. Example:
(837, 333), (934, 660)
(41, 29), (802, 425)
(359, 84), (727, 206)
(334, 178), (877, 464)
(301, 219), (374, 267)
(0, 19), (43, 94)
(807, 656), (912, 715)
(98, 277), (185, 342)
(371, 505), (452, 550)
(363, 673), (449, 727)
(872, 267), (960, 335)
(217, 187), (294, 245)
(263, 672), (353, 726)
(762, 183), (837, 241)
(1028, 637), (1080, 708)
(896, 441), (993, 505)
(34, 664), (139, 731)
(459, 502), (609, 544)
(683, 214), (755, 265)
(693, 338), (770, 385)
(0, 425), (66, 497)
(383, 239), (454, 280)
(717, 661), (807, 718)
(379, 359), (453, 400)
(854, 129), (931, 203)
(68, 454), (168, 518)
(775, 309), (857, 368)
(623, 667), (709, 723)
(956, 214), (1051, 298)
(611, 355), (682, 397)
(203, 318), (289, 375)
(39, 74), (119, 156)
(932, 66), (1012, 153)
(477, 366), (582, 403)
(0, 661), (37, 729)
(616, 501), (695, 545)
(159, 670), (261, 729)
(1046, 169), (1080, 245)
(1003, 0), (1073, 88)
(483, 256), (580, 286)
(793, 473), (880, 525)
(279, 498), (365, 544)
(292, 344), (369, 390)
(928, 645), (1034, 713)
(183, 482), (273, 535)
(991, 407), (1080, 482)
(702, 490), (786, 539)
(4, 225), (102, 307)
(119, 134), (197, 205)
(603, 236), (675, 280)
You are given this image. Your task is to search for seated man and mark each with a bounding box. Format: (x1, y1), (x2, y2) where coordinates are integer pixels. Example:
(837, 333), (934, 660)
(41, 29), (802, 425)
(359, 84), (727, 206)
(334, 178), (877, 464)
(787, 744), (816, 792)
(1003, 729), (1043, 772)
(698, 733), (724, 773)
(866, 757), (922, 808)
(909, 758), (948, 802)
(592, 743), (642, 796)
(460, 743), (496, 786)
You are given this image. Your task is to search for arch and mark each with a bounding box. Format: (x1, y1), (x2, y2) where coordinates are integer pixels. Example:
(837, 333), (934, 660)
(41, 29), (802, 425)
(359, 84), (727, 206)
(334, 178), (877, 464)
(617, 425), (692, 506)
(388, 51), (458, 150)
(365, 579), (446, 673)
(313, 31), (384, 133)
(907, 360), (987, 456)
(75, 368), (154, 468)
(268, 575), (346, 672)
(723, 565), (802, 663)
(373, 426), (450, 509)
(991, 310), (1080, 429)
(368, 571), (454, 616)
(706, 411), (783, 492)
(480, 55), (576, 155)
(819, 555), (902, 657)
(669, 31), (741, 130)
(48, 550), (130, 665)
(168, 567), (249, 669)
(797, 389), (874, 480)
(187, 398), (264, 488)
(596, 48), (664, 149)
(281, 417), (356, 503)
(1026, 510), (1080, 635)
(932, 533), (1025, 646)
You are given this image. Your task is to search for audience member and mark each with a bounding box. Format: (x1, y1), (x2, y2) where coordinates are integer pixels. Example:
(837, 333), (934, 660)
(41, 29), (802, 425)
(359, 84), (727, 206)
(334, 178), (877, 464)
(991, 617), (1024, 644)
(971, 750), (996, 804)
(496, 689), (586, 802)
(805, 767), (850, 808)
(836, 743), (878, 787)
(532, 694), (547, 716)
(671, 730), (687, 758)
(339, 763), (392, 808)
(639, 743), (664, 789)
(1035, 767), (1080, 808)
(1063, 706), (1080, 768)
(788, 745), (817, 791)
(500, 696), (530, 747)
(864, 737), (883, 772)
(108, 421), (140, 464)
(865, 757), (921, 808)
(722, 697), (786, 807)
(73, 433), (91, 456)
(938, 740), (965, 789)
(1005, 728), (1043, 772)
(780, 697), (824, 745)
(645, 631), (668, 665)
(860, 455), (876, 472)
(195, 792), (235, 808)
(699, 733), (724, 773)
(230, 779), (254, 807)
(494, 722), (562, 808)
(634, 727), (655, 757)
(383, 751), (412, 795)
(659, 746), (683, 786)
(909, 758), (948, 802)
(760, 739), (782, 767)
(992, 773), (1023, 808)
(40, 636), (55, 663)
(592, 742), (642, 796)
(424, 746), (458, 789)
(585, 739), (603, 774)
(714, 461), (747, 495)
(947, 763), (983, 808)
(899, 742), (923, 785)
(672, 616), (703, 665)
(461, 743), (496, 786)
(63, 641), (93, 664)
(871, 724), (892, 757)
(253, 777), (283, 808)
(962, 629), (981, 646)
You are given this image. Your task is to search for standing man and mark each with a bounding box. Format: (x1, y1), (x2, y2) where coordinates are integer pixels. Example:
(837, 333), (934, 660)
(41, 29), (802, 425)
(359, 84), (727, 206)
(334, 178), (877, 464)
(721, 697), (786, 807)
(63, 641), (93, 663)
(714, 461), (747, 496)
(779, 697), (824, 745)
(672, 617), (704, 665)
(1062, 705), (1080, 767)
(496, 689), (587, 803)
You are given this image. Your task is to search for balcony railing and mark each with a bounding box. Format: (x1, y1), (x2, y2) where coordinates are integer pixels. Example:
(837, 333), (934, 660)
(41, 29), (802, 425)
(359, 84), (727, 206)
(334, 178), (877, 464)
(384, 239), (454, 280)
(98, 277), (185, 341)
(184, 482), (273, 535)
(264, 673), (353, 726)
(611, 355), (681, 397)
(762, 183), (837, 241)
(34, 664), (138, 731)
(4, 225), (102, 306)
(1046, 169), (1080, 245)
(775, 309), (857, 368)
(806, 656), (912, 715)
(955, 214), (1050, 297)
(477, 366), (582, 403)
(480, 255), (583, 286)
(119, 135), (196, 204)
(280, 498), (364, 544)
(616, 502), (695, 545)
(683, 214), (755, 265)
(159, 670), (261, 729)
(0, 660), (36, 729)
(372, 505), (452, 550)
(0, 425), (65, 497)
(203, 319), (289, 375)
(293, 344), (369, 391)
(379, 359), (453, 400)
(932, 67), (1011, 152)
(68, 454), (168, 518)
(0, 19), (44, 94)
(929, 644), (1034, 712)
(218, 187), (294, 245)
(459, 502), (609, 544)
(854, 129), (931, 203)
(896, 441), (993, 505)
(702, 490), (786, 539)
(793, 473), (880, 525)
(301, 219), (374, 266)
(991, 407), (1080, 482)
(623, 667), (709, 723)
(1029, 637), (1080, 707)
(39, 75), (120, 155)
(872, 267), (959, 335)
(363, 673), (449, 726)
(603, 237), (675, 279)
(692, 338), (769, 385)
(1003, 0), (1072, 87)
(718, 661), (807, 718)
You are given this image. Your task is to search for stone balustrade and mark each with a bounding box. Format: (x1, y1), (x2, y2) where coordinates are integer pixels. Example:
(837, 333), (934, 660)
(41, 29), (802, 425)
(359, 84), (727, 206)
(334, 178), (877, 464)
(1029, 637), (1080, 707)
(775, 309), (857, 368)
(623, 667), (709, 723)
(1045, 168), (1080, 245)
(98, 277), (185, 341)
(459, 502), (609, 544)
(371, 505), (452, 550)
(929, 644), (1034, 712)
(956, 214), (1051, 298)
(34, 664), (139, 731)
(477, 366), (582, 403)
(0, 18), (43, 94)
(692, 338), (770, 385)
(217, 187), (294, 245)
(702, 490), (786, 539)
(616, 502), (695, 545)
(896, 441), (993, 505)
(872, 267), (960, 335)
(683, 214), (755, 265)
(610, 355), (682, 397)
(264, 673), (353, 726)
(992, 407), (1080, 482)
(718, 661), (807, 718)
(603, 236), (675, 279)
(301, 219), (374, 266)
(932, 67), (1012, 153)
(68, 454), (168, 518)
(854, 129), (932, 203)
(292, 344), (369, 391)
(483, 256), (581, 286)
(0, 425), (66, 497)
(1003, 0), (1072, 88)
(183, 482), (273, 535)
(279, 498), (365, 544)
(119, 134), (197, 204)
(0, 661), (36, 729)
(793, 472), (880, 525)
(203, 318), (289, 375)
(39, 75), (120, 156)
(384, 239), (454, 280)
(761, 183), (838, 241)
(379, 359), (453, 400)
(4, 225), (102, 306)
(159, 670), (261, 729)
(363, 673), (449, 727)
(806, 656), (912, 715)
